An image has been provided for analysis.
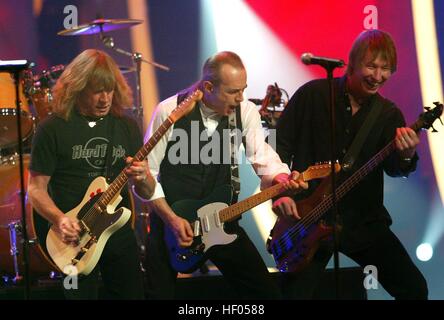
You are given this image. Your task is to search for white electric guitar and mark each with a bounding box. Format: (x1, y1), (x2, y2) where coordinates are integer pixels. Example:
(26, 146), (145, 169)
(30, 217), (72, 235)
(46, 90), (203, 275)
(165, 163), (339, 273)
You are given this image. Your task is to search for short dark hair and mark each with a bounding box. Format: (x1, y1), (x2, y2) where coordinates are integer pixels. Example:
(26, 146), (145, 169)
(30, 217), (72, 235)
(201, 51), (245, 85)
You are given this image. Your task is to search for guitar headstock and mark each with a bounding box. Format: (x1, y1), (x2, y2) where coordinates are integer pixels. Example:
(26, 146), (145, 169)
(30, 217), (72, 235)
(302, 162), (341, 181)
(412, 101), (443, 132)
(169, 89), (203, 123)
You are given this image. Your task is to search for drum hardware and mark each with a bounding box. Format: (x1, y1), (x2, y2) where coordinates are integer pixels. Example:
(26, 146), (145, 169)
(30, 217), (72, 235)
(3, 220), (24, 284)
(0, 208), (58, 284)
(250, 83), (289, 129)
(0, 218), (42, 284)
(1, 152), (19, 165)
(0, 157), (57, 296)
(23, 64), (64, 121)
(0, 60), (32, 296)
(57, 18), (143, 36)
(118, 65), (136, 74)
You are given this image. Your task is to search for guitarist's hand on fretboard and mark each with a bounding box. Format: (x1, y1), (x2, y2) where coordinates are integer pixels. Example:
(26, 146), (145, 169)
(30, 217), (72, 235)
(272, 170), (309, 195)
(395, 127), (420, 159)
(125, 157), (156, 199)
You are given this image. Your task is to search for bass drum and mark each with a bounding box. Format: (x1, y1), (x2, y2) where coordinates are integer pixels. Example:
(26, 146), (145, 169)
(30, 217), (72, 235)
(0, 108), (34, 150)
(0, 154), (58, 277)
(0, 73), (34, 150)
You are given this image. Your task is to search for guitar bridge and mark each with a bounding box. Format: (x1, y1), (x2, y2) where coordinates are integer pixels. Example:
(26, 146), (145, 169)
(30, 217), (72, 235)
(71, 236), (97, 265)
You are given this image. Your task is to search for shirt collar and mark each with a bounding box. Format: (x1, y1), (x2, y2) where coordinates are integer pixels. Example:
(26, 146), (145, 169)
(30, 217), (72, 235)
(200, 101), (222, 121)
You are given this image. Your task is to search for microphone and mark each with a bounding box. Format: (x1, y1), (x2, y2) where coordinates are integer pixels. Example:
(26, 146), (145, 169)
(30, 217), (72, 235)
(301, 53), (344, 68)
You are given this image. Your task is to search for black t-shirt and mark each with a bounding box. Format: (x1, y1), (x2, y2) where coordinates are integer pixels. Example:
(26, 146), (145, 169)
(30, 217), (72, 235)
(30, 109), (142, 213)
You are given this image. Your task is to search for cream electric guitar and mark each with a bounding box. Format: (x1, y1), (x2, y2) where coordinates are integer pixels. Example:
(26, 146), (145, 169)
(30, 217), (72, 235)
(46, 90), (203, 275)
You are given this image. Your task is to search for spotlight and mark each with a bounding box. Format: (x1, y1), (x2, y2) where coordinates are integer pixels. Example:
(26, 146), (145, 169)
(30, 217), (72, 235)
(416, 243), (433, 261)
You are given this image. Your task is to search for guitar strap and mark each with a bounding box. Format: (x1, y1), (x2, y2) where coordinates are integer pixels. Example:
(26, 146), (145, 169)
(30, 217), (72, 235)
(342, 97), (384, 171)
(104, 116), (116, 183)
(228, 106), (245, 203)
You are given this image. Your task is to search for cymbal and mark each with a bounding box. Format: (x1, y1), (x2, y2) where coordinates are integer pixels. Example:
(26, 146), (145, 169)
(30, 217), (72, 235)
(58, 18), (143, 36)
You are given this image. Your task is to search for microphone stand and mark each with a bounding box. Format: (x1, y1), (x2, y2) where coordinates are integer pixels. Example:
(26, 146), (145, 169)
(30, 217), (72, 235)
(304, 62), (343, 299)
(100, 31), (170, 130)
(325, 65), (342, 300)
(302, 54), (344, 299)
(0, 60), (30, 299)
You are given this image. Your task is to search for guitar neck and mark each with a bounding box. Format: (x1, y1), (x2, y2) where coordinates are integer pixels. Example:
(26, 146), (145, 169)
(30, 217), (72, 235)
(308, 121), (421, 223)
(219, 183), (287, 223)
(218, 163), (335, 223)
(336, 141), (394, 200)
(96, 116), (174, 208)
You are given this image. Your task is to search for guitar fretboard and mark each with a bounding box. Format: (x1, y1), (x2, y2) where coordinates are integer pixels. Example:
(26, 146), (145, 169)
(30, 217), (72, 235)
(304, 119), (424, 226)
(94, 116), (174, 210)
(219, 183), (287, 222)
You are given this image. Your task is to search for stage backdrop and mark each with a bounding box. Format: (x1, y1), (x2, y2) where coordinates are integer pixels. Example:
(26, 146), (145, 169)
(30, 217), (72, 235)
(0, 0), (442, 299)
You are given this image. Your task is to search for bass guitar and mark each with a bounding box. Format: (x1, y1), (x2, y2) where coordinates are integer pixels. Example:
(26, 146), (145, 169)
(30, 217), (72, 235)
(267, 102), (443, 273)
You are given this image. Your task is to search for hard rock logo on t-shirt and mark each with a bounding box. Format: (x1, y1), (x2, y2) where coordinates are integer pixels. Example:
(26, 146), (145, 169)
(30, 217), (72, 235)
(71, 137), (126, 169)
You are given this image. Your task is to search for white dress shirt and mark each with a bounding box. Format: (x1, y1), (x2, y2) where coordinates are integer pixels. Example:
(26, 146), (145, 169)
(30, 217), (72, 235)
(144, 95), (290, 201)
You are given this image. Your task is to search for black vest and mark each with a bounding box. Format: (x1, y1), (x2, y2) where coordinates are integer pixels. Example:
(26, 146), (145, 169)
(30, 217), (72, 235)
(159, 94), (232, 205)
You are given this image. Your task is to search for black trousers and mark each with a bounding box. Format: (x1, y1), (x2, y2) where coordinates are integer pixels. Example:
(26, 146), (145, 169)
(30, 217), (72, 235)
(63, 226), (145, 300)
(145, 216), (281, 299)
(281, 225), (428, 300)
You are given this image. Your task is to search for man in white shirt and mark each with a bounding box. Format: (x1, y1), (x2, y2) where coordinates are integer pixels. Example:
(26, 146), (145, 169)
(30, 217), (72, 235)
(140, 51), (307, 299)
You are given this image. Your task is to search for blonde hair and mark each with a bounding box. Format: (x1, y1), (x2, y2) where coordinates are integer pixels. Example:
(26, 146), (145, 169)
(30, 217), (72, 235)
(51, 49), (133, 120)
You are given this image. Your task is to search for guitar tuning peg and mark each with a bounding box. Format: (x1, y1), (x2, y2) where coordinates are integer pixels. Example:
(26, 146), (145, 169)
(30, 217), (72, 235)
(424, 106), (431, 111)
(431, 124), (438, 132)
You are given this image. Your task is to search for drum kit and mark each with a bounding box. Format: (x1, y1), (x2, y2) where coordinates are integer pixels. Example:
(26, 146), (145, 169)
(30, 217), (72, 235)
(0, 18), (168, 284)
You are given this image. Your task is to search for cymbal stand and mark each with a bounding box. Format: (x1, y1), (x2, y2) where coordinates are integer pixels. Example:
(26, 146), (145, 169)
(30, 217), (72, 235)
(99, 30), (170, 128)
(7, 220), (24, 283)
